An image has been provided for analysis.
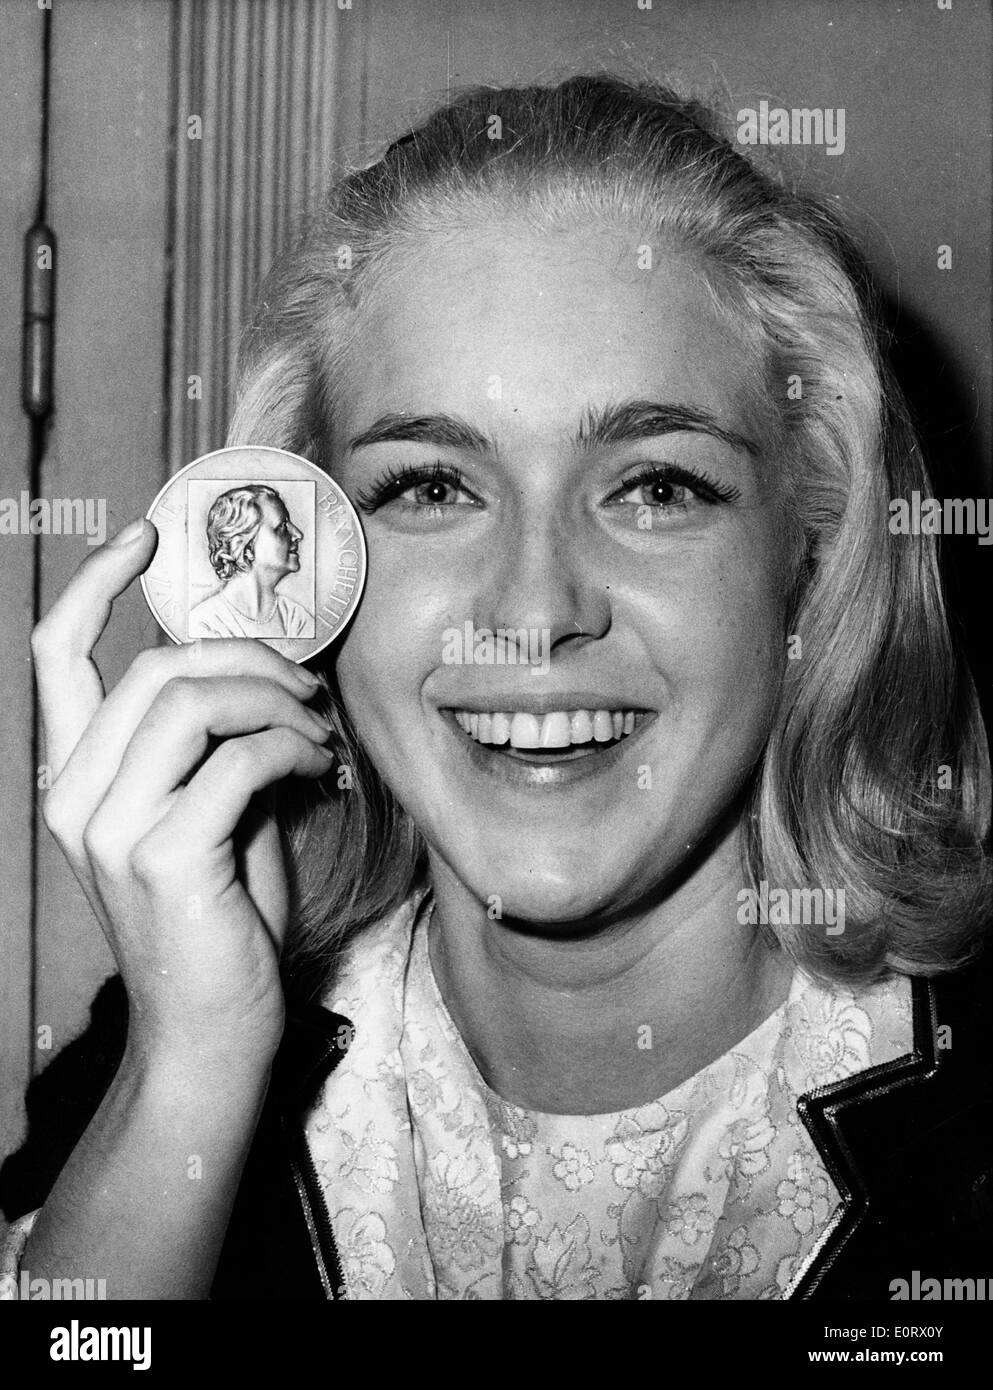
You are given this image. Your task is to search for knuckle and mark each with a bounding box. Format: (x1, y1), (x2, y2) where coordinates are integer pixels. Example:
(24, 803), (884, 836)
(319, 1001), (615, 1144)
(129, 831), (173, 887)
(129, 646), (169, 684)
(41, 787), (73, 841)
(155, 674), (201, 717)
(81, 811), (121, 867)
(214, 736), (257, 777)
(30, 620), (55, 663)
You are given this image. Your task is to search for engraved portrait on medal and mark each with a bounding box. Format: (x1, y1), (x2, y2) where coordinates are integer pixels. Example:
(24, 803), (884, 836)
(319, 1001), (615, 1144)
(141, 447), (367, 662)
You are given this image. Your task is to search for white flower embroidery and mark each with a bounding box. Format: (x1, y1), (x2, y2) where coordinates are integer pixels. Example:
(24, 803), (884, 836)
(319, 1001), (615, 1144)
(336, 1121), (400, 1195)
(495, 1102), (536, 1159)
(717, 1111), (777, 1179)
(663, 1192), (718, 1247)
(505, 1194), (540, 1245)
(423, 1151), (501, 1271)
(551, 1142), (595, 1191)
(607, 1107), (688, 1197)
(710, 1225), (761, 1296)
(788, 991), (872, 1086)
(334, 1208), (396, 1297)
(776, 1150), (831, 1235)
(407, 1065), (449, 1115)
(651, 1256), (697, 1301)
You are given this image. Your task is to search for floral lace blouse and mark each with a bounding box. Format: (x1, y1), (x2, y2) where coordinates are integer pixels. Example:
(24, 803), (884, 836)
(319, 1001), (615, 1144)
(1, 888), (913, 1301)
(309, 889), (913, 1300)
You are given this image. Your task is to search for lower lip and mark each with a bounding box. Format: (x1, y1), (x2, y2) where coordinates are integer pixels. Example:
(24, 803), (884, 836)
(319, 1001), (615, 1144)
(440, 710), (656, 789)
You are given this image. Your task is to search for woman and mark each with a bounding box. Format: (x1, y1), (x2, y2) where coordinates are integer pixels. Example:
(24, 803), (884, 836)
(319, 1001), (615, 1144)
(2, 75), (990, 1301)
(188, 484), (313, 641)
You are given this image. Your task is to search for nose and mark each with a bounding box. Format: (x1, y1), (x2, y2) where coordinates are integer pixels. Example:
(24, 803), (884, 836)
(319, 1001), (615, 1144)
(479, 509), (611, 656)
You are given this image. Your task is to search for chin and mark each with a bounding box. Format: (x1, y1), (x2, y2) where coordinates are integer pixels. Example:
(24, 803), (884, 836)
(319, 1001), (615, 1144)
(448, 843), (657, 927)
(483, 879), (632, 931)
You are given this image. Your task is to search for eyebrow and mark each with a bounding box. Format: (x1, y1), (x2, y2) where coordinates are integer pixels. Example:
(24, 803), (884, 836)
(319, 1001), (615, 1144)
(577, 400), (759, 457)
(346, 399), (759, 457)
(347, 413), (489, 453)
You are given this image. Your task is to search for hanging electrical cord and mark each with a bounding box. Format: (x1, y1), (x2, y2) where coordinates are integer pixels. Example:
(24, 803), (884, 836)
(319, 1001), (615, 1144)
(23, 0), (55, 1046)
(23, 2), (55, 439)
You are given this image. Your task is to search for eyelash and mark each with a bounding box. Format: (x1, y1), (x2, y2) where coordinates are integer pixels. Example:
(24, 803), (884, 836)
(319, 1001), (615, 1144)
(613, 463), (742, 507)
(353, 459), (742, 515)
(355, 462), (470, 514)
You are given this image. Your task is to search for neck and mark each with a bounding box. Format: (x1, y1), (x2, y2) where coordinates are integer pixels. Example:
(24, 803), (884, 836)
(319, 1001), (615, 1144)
(223, 570), (278, 619)
(426, 825), (792, 1115)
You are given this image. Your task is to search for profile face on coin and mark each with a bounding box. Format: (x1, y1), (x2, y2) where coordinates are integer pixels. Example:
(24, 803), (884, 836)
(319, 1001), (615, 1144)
(141, 447), (367, 662)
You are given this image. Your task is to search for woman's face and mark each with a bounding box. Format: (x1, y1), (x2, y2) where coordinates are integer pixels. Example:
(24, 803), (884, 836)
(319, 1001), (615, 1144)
(330, 220), (790, 923)
(249, 496), (302, 581)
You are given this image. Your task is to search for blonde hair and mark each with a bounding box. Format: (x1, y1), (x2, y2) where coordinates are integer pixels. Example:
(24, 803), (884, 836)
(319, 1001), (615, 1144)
(226, 75), (990, 996)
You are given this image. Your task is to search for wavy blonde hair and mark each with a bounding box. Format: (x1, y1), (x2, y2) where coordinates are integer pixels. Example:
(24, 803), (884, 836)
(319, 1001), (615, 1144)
(226, 75), (991, 996)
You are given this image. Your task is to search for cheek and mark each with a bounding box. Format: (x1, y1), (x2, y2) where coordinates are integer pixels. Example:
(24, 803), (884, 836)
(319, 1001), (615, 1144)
(334, 548), (446, 731)
(629, 528), (786, 723)
(690, 554), (786, 743)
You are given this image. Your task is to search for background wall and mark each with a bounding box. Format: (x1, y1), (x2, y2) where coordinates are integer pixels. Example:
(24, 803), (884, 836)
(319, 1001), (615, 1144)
(0, 0), (175, 1170)
(1, 0), (990, 1169)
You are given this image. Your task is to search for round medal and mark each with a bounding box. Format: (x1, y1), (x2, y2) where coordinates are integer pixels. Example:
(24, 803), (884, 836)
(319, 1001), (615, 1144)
(140, 446), (366, 662)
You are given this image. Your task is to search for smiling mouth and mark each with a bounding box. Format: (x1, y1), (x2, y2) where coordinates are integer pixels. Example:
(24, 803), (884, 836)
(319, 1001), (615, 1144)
(447, 708), (650, 762)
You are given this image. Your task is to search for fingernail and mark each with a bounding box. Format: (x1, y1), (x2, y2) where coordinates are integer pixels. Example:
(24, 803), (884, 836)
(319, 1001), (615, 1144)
(297, 666), (321, 686)
(108, 518), (146, 548)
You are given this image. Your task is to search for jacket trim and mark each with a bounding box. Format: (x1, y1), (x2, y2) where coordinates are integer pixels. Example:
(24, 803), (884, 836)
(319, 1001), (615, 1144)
(277, 1003), (352, 1300)
(287, 1121), (344, 1299)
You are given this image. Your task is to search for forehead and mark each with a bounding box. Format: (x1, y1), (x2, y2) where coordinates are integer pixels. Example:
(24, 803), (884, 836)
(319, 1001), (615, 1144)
(330, 222), (767, 449)
(259, 494), (287, 521)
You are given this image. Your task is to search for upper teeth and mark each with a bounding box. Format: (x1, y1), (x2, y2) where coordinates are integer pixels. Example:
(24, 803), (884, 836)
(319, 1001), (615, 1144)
(452, 709), (638, 748)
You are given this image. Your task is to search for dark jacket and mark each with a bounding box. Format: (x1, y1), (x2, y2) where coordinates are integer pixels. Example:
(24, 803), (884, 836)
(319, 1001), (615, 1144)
(2, 953), (991, 1300)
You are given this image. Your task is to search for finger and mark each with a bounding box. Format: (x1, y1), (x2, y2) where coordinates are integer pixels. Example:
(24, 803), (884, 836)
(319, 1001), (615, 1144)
(140, 728), (335, 862)
(50, 641), (325, 833)
(110, 678), (331, 817)
(238, 804), (289, 945)
(31, 517), (158, 776)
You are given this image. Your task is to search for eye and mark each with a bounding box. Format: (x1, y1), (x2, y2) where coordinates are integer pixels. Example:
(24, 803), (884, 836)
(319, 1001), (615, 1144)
(608, 463), (741, 513)
(355, 462), (482, 515)
(622, 475), (691, 508)
(411, 478), (459, 506)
